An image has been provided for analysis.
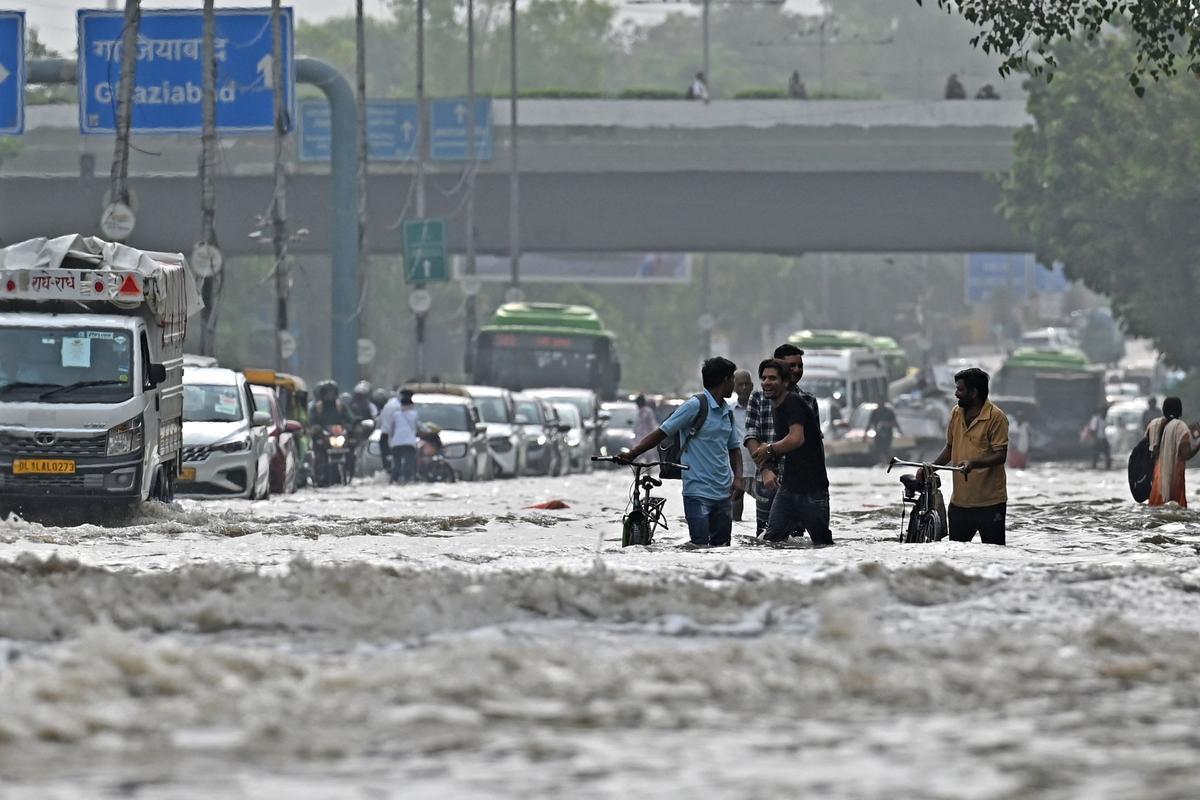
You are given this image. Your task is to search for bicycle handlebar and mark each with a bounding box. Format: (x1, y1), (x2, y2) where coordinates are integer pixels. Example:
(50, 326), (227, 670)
(887, 456), (966, 474)
(592, 456), (689, 471)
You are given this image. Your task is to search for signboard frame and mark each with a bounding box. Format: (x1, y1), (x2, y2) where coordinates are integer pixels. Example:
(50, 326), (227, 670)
(77, 7), (296, 135)
(0, 11), (24, 135)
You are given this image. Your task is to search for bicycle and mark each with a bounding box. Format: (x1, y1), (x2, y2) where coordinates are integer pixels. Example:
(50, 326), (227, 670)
(886, 456), (965, 543)
(592, 456), (688, 546)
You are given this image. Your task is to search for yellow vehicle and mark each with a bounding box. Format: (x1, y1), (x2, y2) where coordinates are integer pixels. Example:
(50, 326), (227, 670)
(244, 369), (312, 487)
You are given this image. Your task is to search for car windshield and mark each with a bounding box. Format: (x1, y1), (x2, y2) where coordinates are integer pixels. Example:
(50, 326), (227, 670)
(515, 400), (543, 424)
(416, 402), (471, 431)
(0, 325), (134, 403)
(802, 377), (847, 401)
(184, 384), (245, 423)
(555, 404), (582, 428)
(538, 394), (593, 421)
(473, 396), (511, 423)
(603, 403), (638, 429)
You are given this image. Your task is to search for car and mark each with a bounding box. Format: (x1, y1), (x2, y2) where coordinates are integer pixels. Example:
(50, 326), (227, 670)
(250, 384), (300, 494)
(554, 402), (591, 473)
(363, 393), (491, 481)
(597, 401), (639, 465)
(514, 393), (570, 476)
(463, 385), (529, 478)
(178, 367), (272, 499)
(527, 388), (604, 468)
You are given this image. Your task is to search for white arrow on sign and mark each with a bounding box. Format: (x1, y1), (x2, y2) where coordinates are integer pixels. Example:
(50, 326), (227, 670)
(454, 103), (466, 124)
(401, 120), (414, 141)
(257, 55), (273, 90)
(0, 63), (9, 86)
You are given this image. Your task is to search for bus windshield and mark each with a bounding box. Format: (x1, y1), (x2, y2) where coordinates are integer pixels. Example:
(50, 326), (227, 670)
(0, 325), (135, 404)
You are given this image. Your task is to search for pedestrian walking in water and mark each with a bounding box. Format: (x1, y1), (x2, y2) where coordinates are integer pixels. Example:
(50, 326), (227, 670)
(933, 368), (1009, 545)
(379, 390), (419, 484)
(1082, 404), (1112, 470)
(757, 359), (832, 545)
(1145, 396), (1200, 507)
(618, 357), (743, 548)
(866, 401), (900, 464)
(1142, 396), (1160, 429)
(744, 343), (808, 535)
(731, 369), (756, 521)
(1008, 412), (1032, 469)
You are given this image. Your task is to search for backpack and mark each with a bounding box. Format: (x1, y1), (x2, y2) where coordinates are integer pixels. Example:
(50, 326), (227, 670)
(1128, 419), (1167, 503)
(657, 393), (708, 480)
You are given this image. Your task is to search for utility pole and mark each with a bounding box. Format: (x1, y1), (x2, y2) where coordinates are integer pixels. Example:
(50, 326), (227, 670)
(507, 0), (520, 299)
(198, 0), (219, 356)
(270, 0), (289, 372)
(702, 0), (710, 92)
(355, 0), (369, 379)
(109, 0), (139, 221)
(413, 0), (427, 380)
(463, 0), (478, 376)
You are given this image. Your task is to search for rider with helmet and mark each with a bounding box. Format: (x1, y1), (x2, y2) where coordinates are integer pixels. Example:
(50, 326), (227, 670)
(349, 380), (379, 423)
(310, 380), (354, 428)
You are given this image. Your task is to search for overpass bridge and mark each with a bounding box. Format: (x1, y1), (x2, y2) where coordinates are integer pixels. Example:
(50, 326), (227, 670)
(1, 98), (1031, 255)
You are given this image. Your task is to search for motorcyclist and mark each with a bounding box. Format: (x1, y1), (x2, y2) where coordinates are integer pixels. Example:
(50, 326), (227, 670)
(310, 380), (354, 428)
(349, 380), (379, 424)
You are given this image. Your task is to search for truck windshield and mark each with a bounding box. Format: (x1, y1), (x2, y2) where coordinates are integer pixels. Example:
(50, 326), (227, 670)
(0, 325), (134, 403)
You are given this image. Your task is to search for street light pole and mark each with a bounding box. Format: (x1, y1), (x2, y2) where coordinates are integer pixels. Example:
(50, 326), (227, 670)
(464, 0), (478, 376)
(507, 0), (520, 299)
(702, 0), (710, 91)
(355, 0), (369, 380)
(270, 0), (289, 372)
(414, 0), (428, 379)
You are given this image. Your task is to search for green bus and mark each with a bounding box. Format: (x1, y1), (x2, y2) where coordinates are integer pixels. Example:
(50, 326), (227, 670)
(473, 303), (622, 400)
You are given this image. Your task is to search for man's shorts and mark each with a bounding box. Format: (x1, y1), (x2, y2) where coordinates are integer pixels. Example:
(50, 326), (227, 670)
(948, 502), (1006, 546)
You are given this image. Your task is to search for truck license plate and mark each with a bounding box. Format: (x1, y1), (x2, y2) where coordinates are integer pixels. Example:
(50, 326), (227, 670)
(13, 459), (76, 475)
(179, 467), (197, 481)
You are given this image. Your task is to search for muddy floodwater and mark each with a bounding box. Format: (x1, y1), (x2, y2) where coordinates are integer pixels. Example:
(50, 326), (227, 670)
(1, 464), (1199, 798)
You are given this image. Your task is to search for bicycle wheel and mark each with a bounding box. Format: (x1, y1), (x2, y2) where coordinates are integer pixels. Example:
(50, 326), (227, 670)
(623, 507), (650, 547)
(916, 513), (942, 543)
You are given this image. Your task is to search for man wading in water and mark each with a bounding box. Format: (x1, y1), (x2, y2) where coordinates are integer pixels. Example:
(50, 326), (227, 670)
(932, 368), (1009, 545)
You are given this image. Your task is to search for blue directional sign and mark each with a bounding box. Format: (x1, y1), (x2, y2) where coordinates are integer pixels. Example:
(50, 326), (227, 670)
(431, 97), (492, 161)
(964, 253), (1029, 306)
(298, 99), (417, 162)
(1033, 260), (1069, 294)
(0, 12), (24, 135)
(77, 8), (295, 134)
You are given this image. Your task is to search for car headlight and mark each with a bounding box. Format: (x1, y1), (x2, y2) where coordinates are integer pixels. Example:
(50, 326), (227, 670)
(215, 437), (251, 453)
(329, 435), (346, 448)
(536, 435), (547, 446)
(443, 443), (468, 458)
(106, 415), (144, 457)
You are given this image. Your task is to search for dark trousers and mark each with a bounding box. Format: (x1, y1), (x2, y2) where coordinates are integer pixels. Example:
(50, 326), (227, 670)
(754, 478), (775, 535)
(682, 495), (733, 547)
(390, 445), (417, 484)
(1091, 439), (1112, 470)
(948, 503), (1006, 545)
(764, 486), (833, 545)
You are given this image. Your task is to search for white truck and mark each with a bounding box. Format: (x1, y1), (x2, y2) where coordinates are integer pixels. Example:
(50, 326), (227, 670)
(0, 235), (202, 511)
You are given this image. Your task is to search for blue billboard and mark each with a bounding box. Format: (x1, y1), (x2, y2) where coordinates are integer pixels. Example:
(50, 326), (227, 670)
(299, 99), (417, 162)
(0, 12), (24, 135)
(77, 8), (294, 134)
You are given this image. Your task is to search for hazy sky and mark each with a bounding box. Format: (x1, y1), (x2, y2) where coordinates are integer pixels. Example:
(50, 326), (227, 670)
(23, 0), (823, 56)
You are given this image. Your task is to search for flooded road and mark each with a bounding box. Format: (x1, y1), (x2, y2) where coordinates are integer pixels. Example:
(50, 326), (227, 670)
(2, 464), (1199, 798)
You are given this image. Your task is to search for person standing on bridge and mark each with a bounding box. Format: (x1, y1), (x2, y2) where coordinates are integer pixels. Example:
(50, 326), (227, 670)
(687, 71), (710, 103)
(932, 368), (1009, 545)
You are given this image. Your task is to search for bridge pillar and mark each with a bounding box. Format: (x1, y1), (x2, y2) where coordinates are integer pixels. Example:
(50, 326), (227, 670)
(27, 57), (360, 388)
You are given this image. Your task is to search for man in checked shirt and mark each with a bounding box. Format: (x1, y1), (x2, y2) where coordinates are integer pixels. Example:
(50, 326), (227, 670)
(743, 343), (814, 535)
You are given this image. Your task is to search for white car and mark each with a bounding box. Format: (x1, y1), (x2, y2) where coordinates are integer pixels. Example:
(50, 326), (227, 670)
(464, 385), (528, 478)
(1106, 398), (1151, 457)
(554, 402), (591, 472)
(178, 367), (272, 500)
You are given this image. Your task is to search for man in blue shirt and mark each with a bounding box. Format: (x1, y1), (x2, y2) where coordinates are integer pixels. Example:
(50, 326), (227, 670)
(618, 357), (743, 548)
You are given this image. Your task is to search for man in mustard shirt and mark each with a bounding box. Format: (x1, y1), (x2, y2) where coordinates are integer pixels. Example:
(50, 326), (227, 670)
(933, 368), (1009, 545)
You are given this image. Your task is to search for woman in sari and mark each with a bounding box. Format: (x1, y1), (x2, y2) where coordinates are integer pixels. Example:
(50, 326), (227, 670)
(1146, 396), (1200, 507)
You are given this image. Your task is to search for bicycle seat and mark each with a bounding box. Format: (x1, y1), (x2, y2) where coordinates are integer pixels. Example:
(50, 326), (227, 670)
(899, 474), (924, 493)
(642, 476), (663, 488)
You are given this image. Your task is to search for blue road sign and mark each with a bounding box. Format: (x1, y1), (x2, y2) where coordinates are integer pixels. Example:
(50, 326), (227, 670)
(78, 8), (295, 134)
(965, 253), (1029, 306)
(298, 99), (417, 162)
(0, 12), (24, 135)
(431, 98), (492, 161)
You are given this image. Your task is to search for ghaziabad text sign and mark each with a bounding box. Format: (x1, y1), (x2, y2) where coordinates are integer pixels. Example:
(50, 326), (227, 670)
(0, 11), (24, 135)
(77, 8), (295, 134)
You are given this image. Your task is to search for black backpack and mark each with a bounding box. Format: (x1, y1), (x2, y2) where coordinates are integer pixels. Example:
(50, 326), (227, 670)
(1128, 420), (1167, 503)
(657, 393), (708, 480)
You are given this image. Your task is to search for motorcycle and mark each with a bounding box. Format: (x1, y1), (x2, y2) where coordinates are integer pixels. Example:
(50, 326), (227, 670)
(417, 426), (457, 483)
(312, 424), (356, 487)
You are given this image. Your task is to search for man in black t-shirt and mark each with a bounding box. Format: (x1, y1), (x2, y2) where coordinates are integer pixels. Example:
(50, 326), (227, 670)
(756, 359), (832, 545)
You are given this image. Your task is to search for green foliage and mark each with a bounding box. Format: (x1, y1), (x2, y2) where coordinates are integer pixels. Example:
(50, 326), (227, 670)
(0, 137), (20, 165)
(507, 88), (606, 99)
(732, 88), (789, 99)
(932, 0), (1200, 86)
(1001, 33), (1200, 370)
(616, 88), (684, 99)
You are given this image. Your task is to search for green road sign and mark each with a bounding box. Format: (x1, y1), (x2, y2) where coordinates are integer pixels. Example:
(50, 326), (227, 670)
(403, 218), (448, 284)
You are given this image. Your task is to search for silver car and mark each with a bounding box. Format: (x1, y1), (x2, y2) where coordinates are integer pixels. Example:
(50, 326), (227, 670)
(464, 385), (528, 478)
(554, 402), (591, 473)
(178, 367), (272, 500)
(363, 394), (491, 482)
